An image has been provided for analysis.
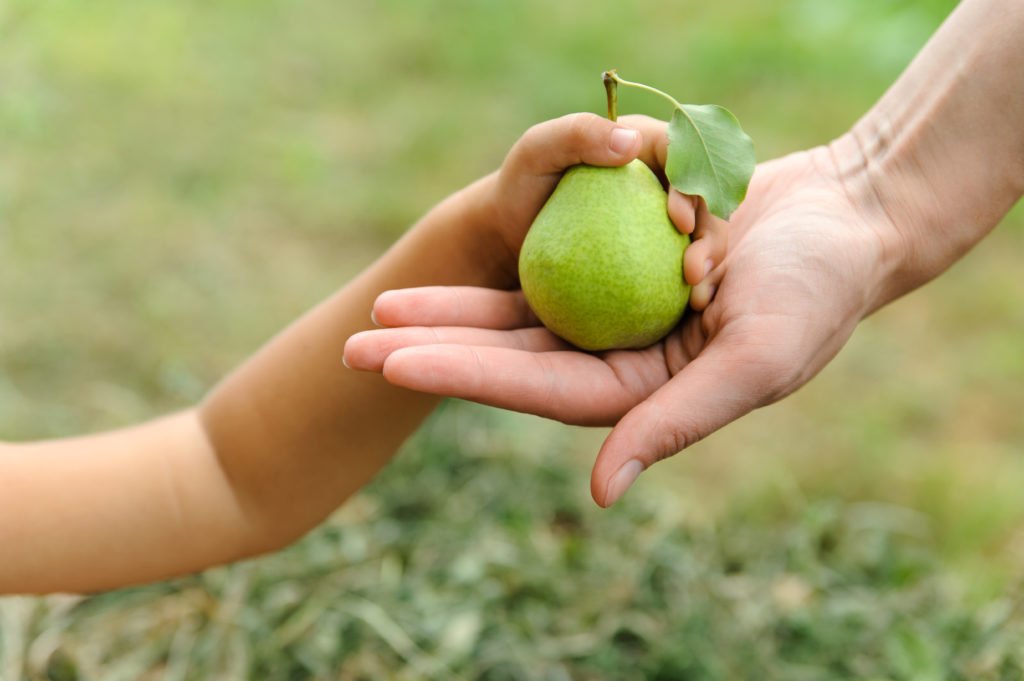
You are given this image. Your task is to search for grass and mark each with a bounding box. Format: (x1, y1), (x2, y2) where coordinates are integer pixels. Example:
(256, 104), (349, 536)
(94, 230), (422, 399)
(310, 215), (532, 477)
(3, 0), (1024, 678)
(3, 403), (1024, 679)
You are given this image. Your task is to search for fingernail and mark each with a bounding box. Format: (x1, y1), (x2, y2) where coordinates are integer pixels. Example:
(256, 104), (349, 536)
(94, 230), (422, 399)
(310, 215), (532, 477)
(609, 127), (639, 155)
(704, 259), (714, 277)
(341, 353), (351, 369)
(605, 459), (643, 506)
(370, 308), (381, 327)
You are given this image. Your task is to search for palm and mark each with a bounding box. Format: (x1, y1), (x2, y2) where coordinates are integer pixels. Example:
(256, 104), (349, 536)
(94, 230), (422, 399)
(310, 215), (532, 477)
(665, 147), (883, 408)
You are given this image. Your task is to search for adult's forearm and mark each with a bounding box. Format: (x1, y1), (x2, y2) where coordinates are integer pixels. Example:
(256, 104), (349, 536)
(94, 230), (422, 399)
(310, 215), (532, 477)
(831, 0), (1024, 312)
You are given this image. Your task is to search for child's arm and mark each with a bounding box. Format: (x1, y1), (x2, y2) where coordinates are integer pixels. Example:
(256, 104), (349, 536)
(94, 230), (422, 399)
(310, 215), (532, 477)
(1, 113), (719, 594)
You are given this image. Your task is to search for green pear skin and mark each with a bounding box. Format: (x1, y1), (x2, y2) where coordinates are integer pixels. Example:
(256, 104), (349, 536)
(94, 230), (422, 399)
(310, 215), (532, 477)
(519, 159), (691, 351)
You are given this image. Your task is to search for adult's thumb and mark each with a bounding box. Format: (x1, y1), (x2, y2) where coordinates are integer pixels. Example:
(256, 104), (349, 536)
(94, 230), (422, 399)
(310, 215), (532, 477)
(590, 341), (776, 507)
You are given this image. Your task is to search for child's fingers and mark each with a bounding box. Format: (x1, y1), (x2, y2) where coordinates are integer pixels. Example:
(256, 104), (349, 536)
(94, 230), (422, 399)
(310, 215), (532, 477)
(504, 113), (642, 180)
(371, 287), (539, 329)
(687, 268), (724, 311)
(683, 198), (729, 285)
(616, 114), (670, 181)
(494, 113), (645, 250)
(683, 238), (715, 288)
(507, 113), (672, 183)
(682, 198), (729, 311)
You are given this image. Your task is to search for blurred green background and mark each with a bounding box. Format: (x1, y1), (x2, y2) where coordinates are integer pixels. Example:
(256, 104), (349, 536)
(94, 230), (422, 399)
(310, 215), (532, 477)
(2, 0), (1024, 678)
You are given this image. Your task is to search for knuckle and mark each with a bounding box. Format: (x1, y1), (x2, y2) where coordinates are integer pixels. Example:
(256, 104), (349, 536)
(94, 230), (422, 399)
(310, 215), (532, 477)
(512, 121), (547, 159)
(657, 429), (689, 462)
(563, 112), (596, 147)
(642, 407), (691, 462)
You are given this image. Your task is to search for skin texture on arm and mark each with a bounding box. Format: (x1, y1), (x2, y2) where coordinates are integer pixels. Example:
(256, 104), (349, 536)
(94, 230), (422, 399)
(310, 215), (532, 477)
(0, 114), (724, 594)
(344, 0), (1024, 507)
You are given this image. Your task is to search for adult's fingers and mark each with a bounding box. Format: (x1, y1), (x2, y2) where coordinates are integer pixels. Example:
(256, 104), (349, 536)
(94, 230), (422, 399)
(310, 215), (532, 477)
(371, 287), (539, 329)
(343, 325), (569, 373)
(589, 328), (786, 507)
(380, 345), (665, 427)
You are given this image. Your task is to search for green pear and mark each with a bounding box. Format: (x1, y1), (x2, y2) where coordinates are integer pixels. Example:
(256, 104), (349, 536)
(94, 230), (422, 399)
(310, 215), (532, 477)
(519, 159), (690, 351)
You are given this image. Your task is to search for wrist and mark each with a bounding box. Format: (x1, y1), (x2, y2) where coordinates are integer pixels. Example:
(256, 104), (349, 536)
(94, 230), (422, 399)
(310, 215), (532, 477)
(829, 0), (1024, 312)
(423, 171), (520, 290)
(462, 170), (523, 288)
(816, 131), (908, 317)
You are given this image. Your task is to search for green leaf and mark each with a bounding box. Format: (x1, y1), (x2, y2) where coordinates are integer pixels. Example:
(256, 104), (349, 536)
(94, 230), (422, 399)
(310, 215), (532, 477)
(665, 104), (755, 221)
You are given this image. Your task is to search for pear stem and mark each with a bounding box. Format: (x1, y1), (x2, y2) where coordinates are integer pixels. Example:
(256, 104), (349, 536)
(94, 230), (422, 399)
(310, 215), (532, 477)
(602, 70), (618, 121)
(603, 70), (685, 113)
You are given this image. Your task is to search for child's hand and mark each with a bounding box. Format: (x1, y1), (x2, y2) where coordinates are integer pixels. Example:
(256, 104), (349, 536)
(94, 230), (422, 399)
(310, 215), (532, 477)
(477, 112), (726, 304)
